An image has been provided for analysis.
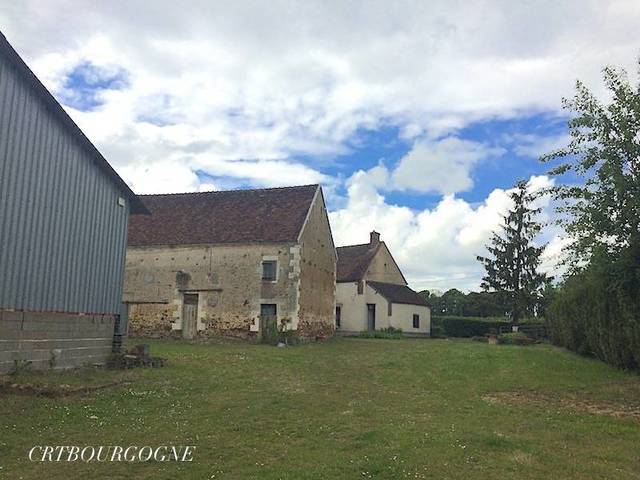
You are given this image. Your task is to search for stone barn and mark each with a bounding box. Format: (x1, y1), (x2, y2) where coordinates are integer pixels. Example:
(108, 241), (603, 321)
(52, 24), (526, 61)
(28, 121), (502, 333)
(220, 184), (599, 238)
(0, 32), (146, 372)
(335, 231), (430, 336)
(124, 184), (336, 341)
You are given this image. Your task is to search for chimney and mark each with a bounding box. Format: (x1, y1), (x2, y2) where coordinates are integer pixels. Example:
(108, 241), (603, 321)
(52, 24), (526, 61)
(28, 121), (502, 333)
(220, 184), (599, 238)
(370, 230), (380, 245)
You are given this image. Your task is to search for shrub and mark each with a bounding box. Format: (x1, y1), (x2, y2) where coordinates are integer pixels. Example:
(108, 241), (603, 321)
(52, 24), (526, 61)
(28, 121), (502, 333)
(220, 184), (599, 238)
(548, 247), (640, 369)
(430, 323), (446, 338)
(471, 335), (489, 342)
(431, 316), (509, 338)
(497, 332), (536, 346)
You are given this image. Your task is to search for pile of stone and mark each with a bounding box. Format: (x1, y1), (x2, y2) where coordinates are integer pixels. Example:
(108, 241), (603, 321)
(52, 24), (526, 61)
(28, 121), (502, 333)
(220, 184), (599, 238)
(107, 344), (167, 369)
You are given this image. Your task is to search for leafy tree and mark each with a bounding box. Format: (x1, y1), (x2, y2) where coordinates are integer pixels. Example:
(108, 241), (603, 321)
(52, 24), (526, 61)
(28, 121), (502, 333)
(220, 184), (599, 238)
(464, 291), (509, 317)
(419, 289), (510, 318)
(440, 289), (466, 316)
(477, 180), (549, 322)
(542, 64), (640, 266)
(542, 63), (640, 369)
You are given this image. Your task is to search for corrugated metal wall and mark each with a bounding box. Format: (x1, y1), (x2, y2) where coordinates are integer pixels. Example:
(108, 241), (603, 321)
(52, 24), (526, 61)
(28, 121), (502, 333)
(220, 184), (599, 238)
(0, 52), (130, 315)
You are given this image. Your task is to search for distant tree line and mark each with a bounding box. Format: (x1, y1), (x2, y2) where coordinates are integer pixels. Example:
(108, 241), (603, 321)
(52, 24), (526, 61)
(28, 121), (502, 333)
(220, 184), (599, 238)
(420, 287), (554, 320)
(419, 289), (509, 318)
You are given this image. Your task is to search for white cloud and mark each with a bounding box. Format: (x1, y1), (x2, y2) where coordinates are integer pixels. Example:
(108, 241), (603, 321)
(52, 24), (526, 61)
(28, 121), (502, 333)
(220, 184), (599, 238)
(1, 1), (639, 193)
(330, 171), (563, 292)
(119, 160), (200, 194)
(511, 133), (571, 158)
(391, 137), (505, 194)
(0, 1), (620, 287)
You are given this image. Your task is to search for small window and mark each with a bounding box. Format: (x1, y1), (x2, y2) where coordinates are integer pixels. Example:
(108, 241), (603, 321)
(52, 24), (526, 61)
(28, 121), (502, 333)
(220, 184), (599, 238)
(412, 314), (420, 329)
(260, 303), (277, 317)
(335, 306), (341, 328)
(357, 281), (363, 295)
(262, 260), (277, 281)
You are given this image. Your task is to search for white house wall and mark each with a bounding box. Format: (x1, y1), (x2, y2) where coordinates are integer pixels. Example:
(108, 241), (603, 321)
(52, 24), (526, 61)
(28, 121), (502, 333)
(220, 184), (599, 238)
(335, 282), (366, 332)
(389, 303), (430, 335)
(364, 284), (391, 330)
(336, 281), (430, 335)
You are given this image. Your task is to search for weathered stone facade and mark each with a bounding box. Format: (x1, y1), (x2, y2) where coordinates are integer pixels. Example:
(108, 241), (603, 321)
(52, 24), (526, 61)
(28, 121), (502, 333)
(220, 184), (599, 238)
(123, 186), (336, 341)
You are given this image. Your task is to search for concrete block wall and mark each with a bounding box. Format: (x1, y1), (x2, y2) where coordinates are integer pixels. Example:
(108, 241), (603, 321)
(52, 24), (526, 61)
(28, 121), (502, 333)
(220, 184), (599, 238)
(0, 310), (115, 373)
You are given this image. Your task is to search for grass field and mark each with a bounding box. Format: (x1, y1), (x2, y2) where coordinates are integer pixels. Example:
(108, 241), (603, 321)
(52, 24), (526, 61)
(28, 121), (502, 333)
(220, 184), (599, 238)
(1, 338), (640, 479)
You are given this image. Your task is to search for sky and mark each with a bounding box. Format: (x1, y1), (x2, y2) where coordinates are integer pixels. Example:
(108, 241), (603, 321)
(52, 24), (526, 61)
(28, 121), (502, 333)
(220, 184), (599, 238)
(1, 1), (639, 292)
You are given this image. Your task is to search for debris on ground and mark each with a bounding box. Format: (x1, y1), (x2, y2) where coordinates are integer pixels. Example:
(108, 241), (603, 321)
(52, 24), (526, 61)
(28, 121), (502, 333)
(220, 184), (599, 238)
(0, 378), (126, 398)
(107, 344), (167, 369)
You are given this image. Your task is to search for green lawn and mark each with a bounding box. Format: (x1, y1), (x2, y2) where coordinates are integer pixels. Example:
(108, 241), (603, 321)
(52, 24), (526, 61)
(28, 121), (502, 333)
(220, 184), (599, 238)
(1, 338), (640, 479)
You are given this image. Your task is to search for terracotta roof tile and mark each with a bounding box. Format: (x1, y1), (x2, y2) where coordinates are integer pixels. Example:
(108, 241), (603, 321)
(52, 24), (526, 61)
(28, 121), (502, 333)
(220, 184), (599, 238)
(128, 185), (318, 246)
(367, 281), (430, 307)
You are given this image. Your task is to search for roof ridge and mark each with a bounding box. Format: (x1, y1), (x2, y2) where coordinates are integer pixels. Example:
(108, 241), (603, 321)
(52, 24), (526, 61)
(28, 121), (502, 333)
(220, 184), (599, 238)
(336, 242), (376, 249)
(137, 184), (319, 197)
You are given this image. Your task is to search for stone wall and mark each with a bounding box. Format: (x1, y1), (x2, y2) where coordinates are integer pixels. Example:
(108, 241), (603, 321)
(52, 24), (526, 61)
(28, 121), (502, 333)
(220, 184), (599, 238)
(127, 303), (178, 338)
(124, 243), (299, 339)
(0, 310), (115, 373)
(297, 191), (336, 339)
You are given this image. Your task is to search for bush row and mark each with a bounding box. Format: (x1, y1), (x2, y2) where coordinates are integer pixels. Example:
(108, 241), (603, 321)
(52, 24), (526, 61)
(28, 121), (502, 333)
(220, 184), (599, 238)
(431, 316), (509, 337)
(547, 248), (640, 370)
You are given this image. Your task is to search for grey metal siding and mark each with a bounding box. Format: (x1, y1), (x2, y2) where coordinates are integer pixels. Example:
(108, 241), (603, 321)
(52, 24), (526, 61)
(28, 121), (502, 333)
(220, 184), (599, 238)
(0, 52), (130, 315)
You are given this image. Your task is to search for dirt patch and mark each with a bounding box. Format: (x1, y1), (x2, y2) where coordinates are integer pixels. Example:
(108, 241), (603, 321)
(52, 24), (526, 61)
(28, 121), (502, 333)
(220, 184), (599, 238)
(0, 379), (129, 398)
(482, 391), (640, 421)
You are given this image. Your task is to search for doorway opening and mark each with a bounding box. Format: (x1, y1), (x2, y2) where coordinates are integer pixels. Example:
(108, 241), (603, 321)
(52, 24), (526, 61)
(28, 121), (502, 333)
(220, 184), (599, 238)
(182, 293), (199, 340)
(367, 303), (376, 331)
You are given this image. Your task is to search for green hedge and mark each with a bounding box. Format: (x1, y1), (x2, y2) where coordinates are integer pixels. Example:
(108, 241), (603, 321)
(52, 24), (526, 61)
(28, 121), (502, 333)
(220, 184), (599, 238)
(548, 247), (640, 370)
(432, 316), (509, 337)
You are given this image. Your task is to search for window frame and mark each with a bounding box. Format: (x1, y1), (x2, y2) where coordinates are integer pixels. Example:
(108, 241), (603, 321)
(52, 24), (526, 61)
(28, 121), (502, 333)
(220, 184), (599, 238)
(412, 314), (420, 329)
(260, 303), (277, 317)
(261, 260), (278, 282)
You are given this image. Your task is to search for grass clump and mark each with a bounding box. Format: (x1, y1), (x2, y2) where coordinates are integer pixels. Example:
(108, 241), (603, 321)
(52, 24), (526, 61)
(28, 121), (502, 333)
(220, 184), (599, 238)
(358, 327), (404, 339)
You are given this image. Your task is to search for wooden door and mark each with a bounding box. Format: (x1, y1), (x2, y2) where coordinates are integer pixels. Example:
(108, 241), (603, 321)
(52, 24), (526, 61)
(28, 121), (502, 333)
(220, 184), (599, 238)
(182, 294), (199, 339)
(259, 304), (278, 344)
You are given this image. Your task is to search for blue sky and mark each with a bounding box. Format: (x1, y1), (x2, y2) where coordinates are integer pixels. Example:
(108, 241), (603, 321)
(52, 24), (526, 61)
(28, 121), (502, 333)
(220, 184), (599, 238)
(2, 0), (638, 291)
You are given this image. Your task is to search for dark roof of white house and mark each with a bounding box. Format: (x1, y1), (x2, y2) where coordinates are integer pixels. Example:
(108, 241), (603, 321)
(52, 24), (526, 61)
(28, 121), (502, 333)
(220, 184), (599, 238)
(336, 242), (381, 282)
(368, 281), (430, 307)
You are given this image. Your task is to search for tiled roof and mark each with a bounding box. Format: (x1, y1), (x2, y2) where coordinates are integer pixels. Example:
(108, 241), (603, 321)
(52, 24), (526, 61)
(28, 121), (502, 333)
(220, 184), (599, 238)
(336, 243), (381, 282)
(367, 281), (430, 307)
(127, 185), (318, 246)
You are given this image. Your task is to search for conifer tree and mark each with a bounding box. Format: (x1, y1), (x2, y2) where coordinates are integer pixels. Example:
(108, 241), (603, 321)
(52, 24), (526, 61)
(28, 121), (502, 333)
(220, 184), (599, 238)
(477, 180), (549, 322)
